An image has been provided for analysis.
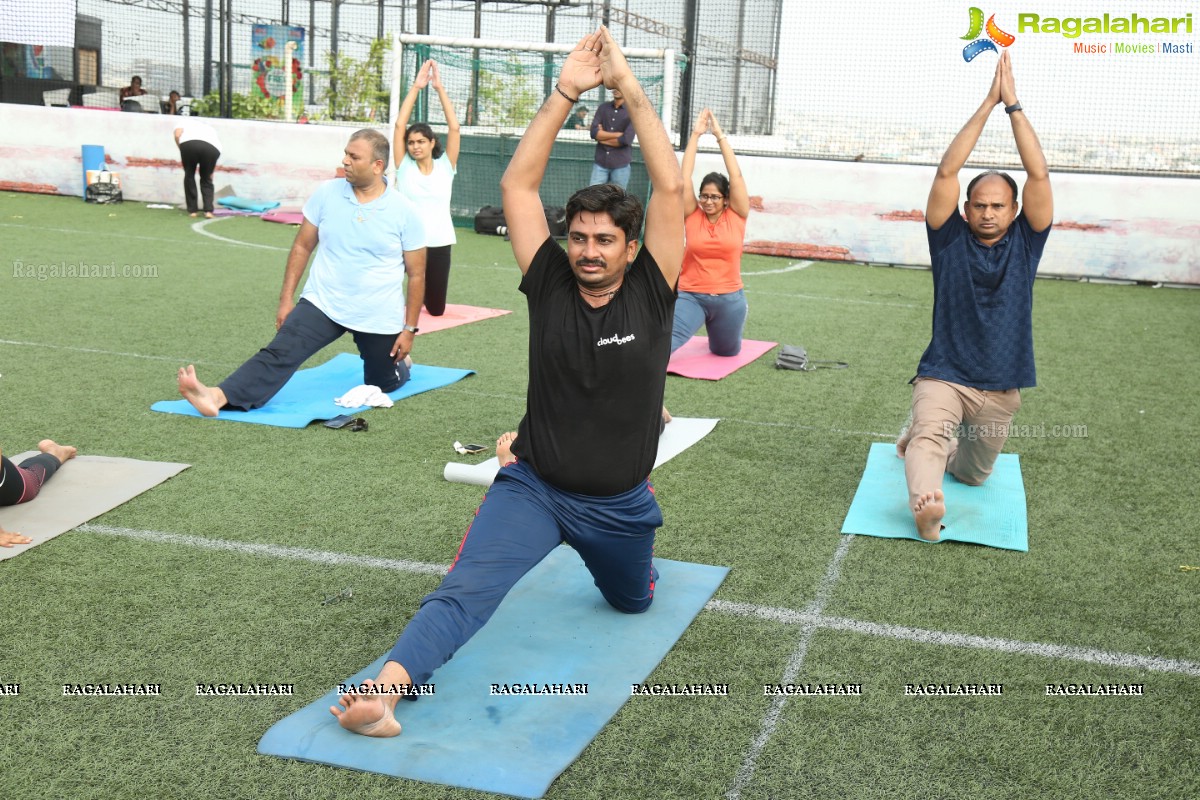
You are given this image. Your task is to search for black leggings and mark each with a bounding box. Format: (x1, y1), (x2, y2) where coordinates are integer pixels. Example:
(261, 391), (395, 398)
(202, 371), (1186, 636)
(423, 245), (452, 316)
(0, 453), (62, 506)
(180, 140), (220, 213)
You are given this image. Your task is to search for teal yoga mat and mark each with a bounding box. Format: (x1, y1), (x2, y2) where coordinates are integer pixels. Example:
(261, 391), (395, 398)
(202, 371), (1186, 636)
(151, 352), (474, 428)
(840, 442), (1029, 551)
(257, 545), (729, 798)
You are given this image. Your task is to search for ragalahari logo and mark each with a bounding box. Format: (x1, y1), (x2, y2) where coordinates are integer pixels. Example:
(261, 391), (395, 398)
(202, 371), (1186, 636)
(961, 7), (1016, 61)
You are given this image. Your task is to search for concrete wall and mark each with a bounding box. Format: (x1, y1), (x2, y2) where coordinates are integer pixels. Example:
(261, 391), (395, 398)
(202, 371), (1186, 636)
(3, 104), (1198, 284)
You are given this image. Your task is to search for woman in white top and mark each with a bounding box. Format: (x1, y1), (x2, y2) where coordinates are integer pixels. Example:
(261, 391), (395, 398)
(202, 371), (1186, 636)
(394, 59), (461, 316)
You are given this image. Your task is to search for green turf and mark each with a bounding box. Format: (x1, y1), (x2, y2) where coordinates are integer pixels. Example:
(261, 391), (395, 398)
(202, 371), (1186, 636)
(1, 192), (1197, 800)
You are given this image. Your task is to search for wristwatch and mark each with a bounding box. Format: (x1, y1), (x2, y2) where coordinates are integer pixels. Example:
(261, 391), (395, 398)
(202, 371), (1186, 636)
(402, 324), (419, 334)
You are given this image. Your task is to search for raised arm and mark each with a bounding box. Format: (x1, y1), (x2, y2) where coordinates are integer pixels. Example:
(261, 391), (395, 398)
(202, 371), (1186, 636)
(597, 26), (684, 286)
(708, 111), (749, 219)
(430, 62), (461, 169)
(927, 57), (1002, 229)
(680, 109), (707, 217)
(501, 31), (604, 273)
(394, 59), (432, 167)
(998, 51), (1052, 232)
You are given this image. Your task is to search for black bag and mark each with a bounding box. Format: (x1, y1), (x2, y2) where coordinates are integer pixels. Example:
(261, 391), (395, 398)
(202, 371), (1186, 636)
(774, 345), (848, 371)
(85, 182), (123, 204)
(474, 205), (507, 235)
(474, 205), (567, 238)
(544, 205), (567, 238)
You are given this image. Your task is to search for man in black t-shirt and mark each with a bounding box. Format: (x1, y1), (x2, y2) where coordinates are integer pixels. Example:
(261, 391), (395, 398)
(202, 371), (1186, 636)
(330, 26), (685, 739)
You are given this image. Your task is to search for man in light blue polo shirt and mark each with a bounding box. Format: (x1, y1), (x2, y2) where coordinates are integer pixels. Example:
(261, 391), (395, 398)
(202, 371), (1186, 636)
(177, 129), (427, 415)
(896, 51), (1053, 541)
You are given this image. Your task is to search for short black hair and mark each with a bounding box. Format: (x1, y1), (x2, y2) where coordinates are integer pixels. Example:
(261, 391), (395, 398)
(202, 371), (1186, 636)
(404, 123), (445, 160)
(700, 172), (730, 199)
(565, 183), (644, 245)
(966, 170), (1018, 205)
(349, 128), (390, 165)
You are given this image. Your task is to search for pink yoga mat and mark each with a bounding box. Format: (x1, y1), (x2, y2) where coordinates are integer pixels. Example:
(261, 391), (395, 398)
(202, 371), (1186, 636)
(262, 208), (305, 225)
(667, 336), (778, 380)
(417, 303), (512, 334)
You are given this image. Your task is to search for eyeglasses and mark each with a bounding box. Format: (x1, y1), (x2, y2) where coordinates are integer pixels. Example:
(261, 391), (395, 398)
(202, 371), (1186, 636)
(322, 587), (354, 606)
(348, 418), (367, 432)
(698, 194), (724, 202)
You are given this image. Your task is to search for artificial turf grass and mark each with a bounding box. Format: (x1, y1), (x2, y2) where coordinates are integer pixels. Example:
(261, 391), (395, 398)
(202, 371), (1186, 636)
(740, 628), (1198, 800)
(2, 193), (1199, 800)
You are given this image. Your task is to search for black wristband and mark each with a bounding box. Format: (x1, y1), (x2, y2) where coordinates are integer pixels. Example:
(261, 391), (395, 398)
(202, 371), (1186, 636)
(1004, 102), (1023, 115)
(554, 84), (578, 104)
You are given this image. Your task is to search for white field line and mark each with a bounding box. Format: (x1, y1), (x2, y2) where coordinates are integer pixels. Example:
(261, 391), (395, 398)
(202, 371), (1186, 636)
(0, 338), (235, 367)
(79, 524), (449, 576)
(742, 261), (813, 276)
(725, 534), (855, 800)
(78, 524), (1200, 680)
(708, 600), (1200, 677)
(191, 218), (290, 250)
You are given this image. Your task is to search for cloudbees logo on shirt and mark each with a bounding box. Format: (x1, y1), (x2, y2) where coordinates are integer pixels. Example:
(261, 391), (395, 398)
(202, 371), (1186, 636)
(596, 332), (636, 347)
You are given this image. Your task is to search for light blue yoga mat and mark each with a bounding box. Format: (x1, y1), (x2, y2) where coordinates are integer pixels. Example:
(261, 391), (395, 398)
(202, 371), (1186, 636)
(257, 545), (729, 798)
(840, 442), (1028, 551)
(151, 352), (474, 428)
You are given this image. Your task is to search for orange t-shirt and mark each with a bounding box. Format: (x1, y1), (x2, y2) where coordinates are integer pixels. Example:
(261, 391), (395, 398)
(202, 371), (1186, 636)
(679, 206), (746, 294)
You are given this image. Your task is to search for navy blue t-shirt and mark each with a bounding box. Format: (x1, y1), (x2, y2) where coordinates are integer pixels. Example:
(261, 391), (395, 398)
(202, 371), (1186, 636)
(511, 237), (676, 496)
(916, 212), (1051, 390)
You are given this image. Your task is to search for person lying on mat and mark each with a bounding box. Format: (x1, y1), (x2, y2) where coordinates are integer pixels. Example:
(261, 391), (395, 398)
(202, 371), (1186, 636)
(177, 129), (427, 416)
(895, 50), (1052, 541)
(331, 26), (684, 737)
(0, 440), (78, 547)
(670, 108), (751, 357)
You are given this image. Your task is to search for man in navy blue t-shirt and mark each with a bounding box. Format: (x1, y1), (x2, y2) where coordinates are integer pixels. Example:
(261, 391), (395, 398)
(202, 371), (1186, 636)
(896, 51), (1053, 541)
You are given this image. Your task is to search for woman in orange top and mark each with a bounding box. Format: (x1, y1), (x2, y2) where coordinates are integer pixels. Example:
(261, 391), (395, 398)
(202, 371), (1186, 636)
(671, 108), (750, 355)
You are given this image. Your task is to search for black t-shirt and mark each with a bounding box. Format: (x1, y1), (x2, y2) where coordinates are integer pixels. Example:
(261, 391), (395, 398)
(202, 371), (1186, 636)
(511, 237), (676, 496)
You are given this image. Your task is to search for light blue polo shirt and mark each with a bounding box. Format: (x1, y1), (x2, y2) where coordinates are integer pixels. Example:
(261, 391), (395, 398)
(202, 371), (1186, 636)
(300, 178), (426, 333)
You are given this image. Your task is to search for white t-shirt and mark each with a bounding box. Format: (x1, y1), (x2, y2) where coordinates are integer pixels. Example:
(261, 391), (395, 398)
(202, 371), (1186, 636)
(299, 178), (427, 333)
(175, 119), (223, 152)
(395, 153), (457, 247)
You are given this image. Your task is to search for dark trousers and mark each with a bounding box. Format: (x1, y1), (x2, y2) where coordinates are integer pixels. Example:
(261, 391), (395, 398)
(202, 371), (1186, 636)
(422, 245), (452, 316)
(388, 459), (661, 685)
(218, 298), (410, 411)
(180, 140), (220, 213)
(0, 453), (62, 506)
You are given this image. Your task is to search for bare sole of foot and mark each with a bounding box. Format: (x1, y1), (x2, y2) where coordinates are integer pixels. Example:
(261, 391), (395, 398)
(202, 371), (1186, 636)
(329, 681), (403, 737)
(496, 431), (518, 467)
(177, 365), (223, 417)
(37, 439), (78, 464)
(662, 405), (672, 425)
(913, 490), (946, 541)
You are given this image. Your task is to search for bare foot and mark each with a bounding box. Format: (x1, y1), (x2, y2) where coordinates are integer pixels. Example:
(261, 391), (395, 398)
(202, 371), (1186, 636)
(496, 431), (518, 467)
(188, 212), (198, 218)
(0, 529), (33, 548)
(913, 490), (946, 541)
(204, 211), (215, 219)
(662, 405), (672, 425)
(329, 679), (403, 737)
(37, 439), (77, 464)
(177, 365), (226, 417)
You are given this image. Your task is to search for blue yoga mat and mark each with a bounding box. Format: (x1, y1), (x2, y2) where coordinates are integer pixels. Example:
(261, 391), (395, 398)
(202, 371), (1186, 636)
(152, 352), (474, 428)
(840, 442), (1029, 551)
(258, 545), (729, 798)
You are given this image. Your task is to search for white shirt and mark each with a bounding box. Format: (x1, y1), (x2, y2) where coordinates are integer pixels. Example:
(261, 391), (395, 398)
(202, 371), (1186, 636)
(175, 119), (223, 152)
(395, 153), (457, 247)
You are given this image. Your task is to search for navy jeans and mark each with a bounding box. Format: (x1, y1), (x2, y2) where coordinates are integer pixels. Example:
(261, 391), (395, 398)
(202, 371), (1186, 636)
(219, 298), (409, 411)
(670, 289), (748, 355)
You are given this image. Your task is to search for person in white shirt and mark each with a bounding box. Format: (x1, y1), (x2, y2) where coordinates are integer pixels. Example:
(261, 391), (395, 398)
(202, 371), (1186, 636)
(173, 118), (224, 217)
(393, 58), (461, 316)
